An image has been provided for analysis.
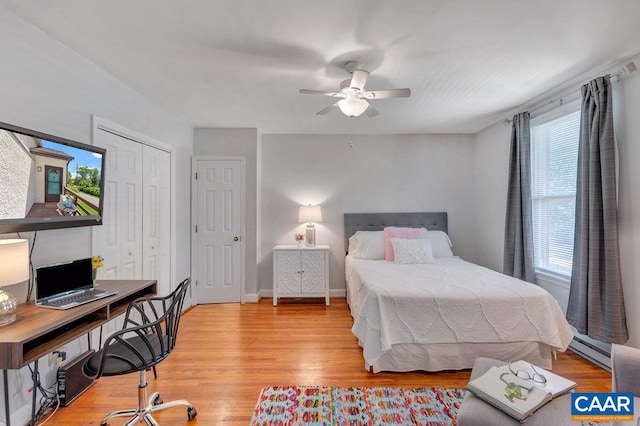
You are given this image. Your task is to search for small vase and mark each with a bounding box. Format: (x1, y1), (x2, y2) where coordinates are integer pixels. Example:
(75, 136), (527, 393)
(92, 268), (98, 286)
(296, 240), (303, 247)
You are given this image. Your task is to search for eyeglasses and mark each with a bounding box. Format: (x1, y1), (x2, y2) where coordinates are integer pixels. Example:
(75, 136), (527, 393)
(508, 363), (547, 384)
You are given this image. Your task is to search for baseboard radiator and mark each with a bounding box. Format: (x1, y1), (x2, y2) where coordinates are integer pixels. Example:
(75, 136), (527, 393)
(568, 333), (612, 371)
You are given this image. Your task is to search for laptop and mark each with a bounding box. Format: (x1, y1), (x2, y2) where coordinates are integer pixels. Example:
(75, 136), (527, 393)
(36, 258), (117, 310)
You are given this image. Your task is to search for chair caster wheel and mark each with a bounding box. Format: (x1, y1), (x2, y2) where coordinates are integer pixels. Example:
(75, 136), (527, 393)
(153, 394), (163, 405)
(187, 406), (197, 420)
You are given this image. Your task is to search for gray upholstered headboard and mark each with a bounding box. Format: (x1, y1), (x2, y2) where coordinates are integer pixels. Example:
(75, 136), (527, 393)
(344, 212), (448, 253)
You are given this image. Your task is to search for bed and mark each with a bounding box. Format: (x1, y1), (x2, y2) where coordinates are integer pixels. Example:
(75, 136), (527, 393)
(344, 212), (574, 373)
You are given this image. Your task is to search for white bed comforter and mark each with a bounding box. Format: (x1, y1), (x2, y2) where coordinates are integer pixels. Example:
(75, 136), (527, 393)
(348, 256), (574, 366)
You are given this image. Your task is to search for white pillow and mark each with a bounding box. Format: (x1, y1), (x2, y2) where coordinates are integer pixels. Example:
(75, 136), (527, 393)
(391, 238), (435, 264)
(426, 230), (454, 257)
(348, 231), (385, 259)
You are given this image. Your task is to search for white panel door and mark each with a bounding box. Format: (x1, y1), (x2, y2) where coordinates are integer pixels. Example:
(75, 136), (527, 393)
(92, 128), (143, 280)
(195, 159), (244, 303)
(142, 144), (171, 295)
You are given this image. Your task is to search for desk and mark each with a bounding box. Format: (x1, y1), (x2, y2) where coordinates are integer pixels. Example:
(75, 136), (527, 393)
(0, 279), (157, 426)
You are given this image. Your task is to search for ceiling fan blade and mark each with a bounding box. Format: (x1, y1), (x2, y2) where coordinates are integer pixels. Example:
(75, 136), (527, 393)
(299, 89), (341, 97)
(366, 88), (411, 99)
(349, 69), (369, 90)
(316, 102), (339, 115)
(364, 104), (379, 118)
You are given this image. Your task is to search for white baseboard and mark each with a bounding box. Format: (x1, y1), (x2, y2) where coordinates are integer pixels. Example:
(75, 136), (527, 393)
(243, 293), (261, 303)
(330, 289), (347, 298)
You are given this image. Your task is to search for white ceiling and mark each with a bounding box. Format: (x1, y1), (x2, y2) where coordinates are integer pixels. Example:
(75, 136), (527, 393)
(5, 0), (640, 134)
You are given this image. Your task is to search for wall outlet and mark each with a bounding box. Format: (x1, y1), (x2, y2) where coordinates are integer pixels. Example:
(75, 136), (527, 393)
(47, 352), (58, 368)
(48, 350), (67, 368)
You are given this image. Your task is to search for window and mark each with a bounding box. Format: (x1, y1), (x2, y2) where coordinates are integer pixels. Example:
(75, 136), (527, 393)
(531, 105), (580, 277)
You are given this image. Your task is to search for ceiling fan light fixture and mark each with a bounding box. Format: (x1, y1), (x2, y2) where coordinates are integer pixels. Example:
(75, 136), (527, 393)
(338, 98), (368, 117)
(300, 61), (409, 118)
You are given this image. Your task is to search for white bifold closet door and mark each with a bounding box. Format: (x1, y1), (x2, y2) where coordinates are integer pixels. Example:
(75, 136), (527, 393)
(94, 130), (143, 280)
(141, 144), (171, 290)
(92, 128), (171, 294)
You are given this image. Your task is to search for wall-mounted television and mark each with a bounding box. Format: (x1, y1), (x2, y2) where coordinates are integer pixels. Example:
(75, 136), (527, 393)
(0, 121), (106, 233)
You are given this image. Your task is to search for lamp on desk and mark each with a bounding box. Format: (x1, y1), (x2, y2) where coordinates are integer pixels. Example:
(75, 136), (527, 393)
(0, 239), (29, 326)
(298, 205), (322, 247)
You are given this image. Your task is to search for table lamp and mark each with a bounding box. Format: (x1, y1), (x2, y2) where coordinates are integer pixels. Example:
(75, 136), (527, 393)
(298, 205), (322, 247)
(0, 239), (29, 326)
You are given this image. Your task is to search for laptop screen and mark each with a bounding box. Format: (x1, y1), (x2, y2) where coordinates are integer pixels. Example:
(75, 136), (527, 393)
(36, 258), (93, 301)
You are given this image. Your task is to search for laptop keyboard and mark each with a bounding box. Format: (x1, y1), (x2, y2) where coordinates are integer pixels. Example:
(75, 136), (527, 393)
(47, 289), (105, 307)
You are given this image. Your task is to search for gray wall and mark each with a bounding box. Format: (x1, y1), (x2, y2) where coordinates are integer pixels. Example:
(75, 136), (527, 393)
(473, 121), (511, 271)
(615, 56), (640, 349)
(0, 9), (193, 424)
(259, 133), (476, 294)
(193, 128), (259, 296)
(473, 53), (640, 348)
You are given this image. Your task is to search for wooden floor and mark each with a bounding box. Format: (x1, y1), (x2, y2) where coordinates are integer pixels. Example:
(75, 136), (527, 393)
(50, 298), (611, 425)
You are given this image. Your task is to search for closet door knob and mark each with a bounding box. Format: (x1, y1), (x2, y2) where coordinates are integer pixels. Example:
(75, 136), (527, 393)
(233, 236), (240, 242)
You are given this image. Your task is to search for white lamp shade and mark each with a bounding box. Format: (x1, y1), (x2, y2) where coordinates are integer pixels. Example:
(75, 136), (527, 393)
(298, 205), (322, 223)
(338, 98), (369, 117)
(0, 239), (29, 287)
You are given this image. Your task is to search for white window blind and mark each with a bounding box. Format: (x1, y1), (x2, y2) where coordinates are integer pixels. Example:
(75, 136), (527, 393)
(531, 108), (580, 277)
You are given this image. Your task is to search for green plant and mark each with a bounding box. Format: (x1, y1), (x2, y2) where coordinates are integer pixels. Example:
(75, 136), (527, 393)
(79, 186), (101, 197)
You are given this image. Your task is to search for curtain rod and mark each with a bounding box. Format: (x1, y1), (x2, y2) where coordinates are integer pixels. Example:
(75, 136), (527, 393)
(610, 61), (637, 78)
(503, 61), (637, 126)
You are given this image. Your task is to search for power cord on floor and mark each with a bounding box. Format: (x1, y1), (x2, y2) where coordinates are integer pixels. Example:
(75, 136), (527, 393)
(36, 391), (59, 425)
(27, 363), (60, 424)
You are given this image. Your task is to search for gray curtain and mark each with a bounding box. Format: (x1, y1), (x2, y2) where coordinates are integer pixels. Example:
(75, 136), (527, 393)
(503, 112), (535, 283)
(566, 75), (628, 343)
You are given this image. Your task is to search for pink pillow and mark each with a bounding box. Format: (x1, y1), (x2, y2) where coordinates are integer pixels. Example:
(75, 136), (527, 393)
(383, 227), (429, 261)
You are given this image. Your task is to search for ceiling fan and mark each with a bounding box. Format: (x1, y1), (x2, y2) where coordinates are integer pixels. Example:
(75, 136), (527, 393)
(299, 61), (411, 118)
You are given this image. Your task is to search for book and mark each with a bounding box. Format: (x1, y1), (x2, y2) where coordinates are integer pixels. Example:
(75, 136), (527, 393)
(466, 360), (577, 422)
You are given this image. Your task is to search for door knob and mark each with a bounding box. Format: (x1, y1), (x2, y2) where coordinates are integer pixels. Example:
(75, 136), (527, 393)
(233, 236), (240, 242)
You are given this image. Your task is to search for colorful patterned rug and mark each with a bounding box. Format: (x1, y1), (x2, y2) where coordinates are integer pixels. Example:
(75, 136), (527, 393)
(250, 386), (464, 425)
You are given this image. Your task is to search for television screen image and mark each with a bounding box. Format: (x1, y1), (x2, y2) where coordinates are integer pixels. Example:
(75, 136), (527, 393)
(0, 121), (106, 233)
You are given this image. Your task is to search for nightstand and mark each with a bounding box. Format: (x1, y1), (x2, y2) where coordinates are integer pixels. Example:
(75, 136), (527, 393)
(272, 245), (330, 306)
